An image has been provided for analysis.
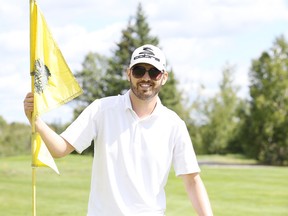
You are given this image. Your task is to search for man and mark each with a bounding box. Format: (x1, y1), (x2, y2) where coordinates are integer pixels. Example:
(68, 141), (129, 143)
(24, 44), (213, 216)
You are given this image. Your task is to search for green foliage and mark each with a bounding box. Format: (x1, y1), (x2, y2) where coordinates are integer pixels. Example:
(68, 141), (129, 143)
(0, 116), (8, 148)
(0, 116), (31, 157)
(190, 65), (244, 154)
(243, 36), (288, 165)
(159, 70), (190, 121)
(0, 116), (70, 157)
(73, 52), (109, 117)
(226, 98), (250, 154)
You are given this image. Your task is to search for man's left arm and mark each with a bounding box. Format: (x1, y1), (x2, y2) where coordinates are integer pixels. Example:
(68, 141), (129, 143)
(180, 173), (213, 216)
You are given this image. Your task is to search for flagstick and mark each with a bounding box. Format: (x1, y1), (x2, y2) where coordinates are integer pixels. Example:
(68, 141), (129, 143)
(30, 104), (37, 214)
(30, 1), (36, 214)
(32, 167), (37, 216)
(31, 120), (37, 216)
(31, 114), (37, 216)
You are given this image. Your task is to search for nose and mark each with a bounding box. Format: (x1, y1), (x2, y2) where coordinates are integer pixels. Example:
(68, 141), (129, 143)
(142, 71), (151, 80)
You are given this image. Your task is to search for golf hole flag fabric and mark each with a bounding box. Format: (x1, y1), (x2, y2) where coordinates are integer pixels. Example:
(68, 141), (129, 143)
(30, 0), (83, 174)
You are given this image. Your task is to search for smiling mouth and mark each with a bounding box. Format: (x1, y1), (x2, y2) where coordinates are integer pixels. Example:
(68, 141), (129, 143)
(138, 82), (153, 89)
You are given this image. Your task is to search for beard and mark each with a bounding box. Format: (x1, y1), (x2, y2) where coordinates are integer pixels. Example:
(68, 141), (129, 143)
(130, 79), (162, 101)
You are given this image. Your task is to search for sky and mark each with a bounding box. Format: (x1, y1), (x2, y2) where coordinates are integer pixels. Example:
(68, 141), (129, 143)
(1, 0), (288, 124)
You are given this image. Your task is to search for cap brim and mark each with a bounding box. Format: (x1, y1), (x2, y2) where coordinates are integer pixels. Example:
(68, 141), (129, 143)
(129, 58), (164, 71)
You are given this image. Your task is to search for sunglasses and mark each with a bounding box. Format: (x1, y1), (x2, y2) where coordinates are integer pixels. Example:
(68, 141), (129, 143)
(131, 66), (164, 81)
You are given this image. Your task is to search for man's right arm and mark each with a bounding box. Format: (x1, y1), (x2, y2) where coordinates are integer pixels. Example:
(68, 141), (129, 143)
(24, 92), (75, 158)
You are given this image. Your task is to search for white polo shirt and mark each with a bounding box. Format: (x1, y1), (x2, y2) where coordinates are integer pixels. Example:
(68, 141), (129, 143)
(61, 90), (200, 216)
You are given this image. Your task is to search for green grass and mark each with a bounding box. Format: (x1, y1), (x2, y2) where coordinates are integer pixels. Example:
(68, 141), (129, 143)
(1, 155), (288, 215)
(197, 154), (258, 165)
(0, 155), (90, 216)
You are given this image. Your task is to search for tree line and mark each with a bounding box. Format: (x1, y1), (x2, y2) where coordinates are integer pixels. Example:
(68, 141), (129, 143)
(1, 4), (287, 165)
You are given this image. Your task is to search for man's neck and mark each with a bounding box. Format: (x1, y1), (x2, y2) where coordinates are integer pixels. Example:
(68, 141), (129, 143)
(129, 91), (158, 119)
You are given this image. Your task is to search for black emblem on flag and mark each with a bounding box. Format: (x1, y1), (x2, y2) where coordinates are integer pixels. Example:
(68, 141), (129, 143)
(31, 59), (51, 94)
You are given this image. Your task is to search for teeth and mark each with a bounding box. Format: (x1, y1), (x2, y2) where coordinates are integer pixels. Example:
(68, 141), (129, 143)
(140, 83), (151, 87)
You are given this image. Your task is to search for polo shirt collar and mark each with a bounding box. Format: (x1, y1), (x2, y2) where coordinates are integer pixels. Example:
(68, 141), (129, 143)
(124, 90), (163, 116)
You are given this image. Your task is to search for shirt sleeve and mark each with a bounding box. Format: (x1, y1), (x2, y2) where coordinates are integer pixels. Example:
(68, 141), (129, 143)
(61, 100), (99, 154)
(172, 120), (200, 176)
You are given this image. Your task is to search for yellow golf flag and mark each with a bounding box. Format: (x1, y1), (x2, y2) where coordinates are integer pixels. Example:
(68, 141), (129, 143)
(30, 0), (83, 173)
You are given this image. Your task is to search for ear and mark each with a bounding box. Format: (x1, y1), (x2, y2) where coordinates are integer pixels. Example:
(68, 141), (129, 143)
(161, 72), (169, 86)
(126, 68), (131, 81)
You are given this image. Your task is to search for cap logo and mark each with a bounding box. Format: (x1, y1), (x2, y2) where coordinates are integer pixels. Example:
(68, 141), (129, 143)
(134, 47), (160, 62)
(140, 47), (154, 56)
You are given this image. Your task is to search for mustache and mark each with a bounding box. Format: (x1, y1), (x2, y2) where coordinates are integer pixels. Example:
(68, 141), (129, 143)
(137, 80), (154, 85)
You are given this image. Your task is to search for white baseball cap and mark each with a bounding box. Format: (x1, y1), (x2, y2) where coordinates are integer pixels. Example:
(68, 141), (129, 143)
(129, 44), (166, 71)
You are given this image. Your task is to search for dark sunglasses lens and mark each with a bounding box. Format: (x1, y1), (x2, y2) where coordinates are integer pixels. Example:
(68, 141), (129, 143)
(132, 66), (163, 80)
(132, 66), (146, 78)
(148, 68), (162, 80)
